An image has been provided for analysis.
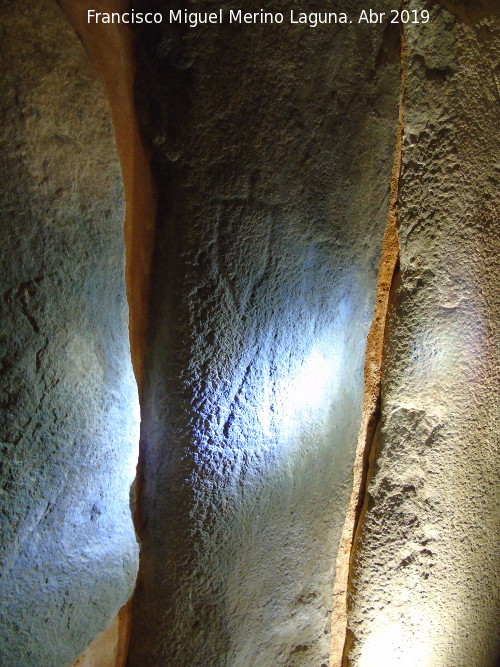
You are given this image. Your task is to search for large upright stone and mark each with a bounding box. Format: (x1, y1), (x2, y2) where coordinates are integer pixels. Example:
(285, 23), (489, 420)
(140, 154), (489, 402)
(345, 2), (500, 665)
(128, 2), (401, 664)
(0, 1), (139, 664)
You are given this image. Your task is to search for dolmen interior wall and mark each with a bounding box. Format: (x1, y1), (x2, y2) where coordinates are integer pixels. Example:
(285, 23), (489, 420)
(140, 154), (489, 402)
(0, 1), (498, 666)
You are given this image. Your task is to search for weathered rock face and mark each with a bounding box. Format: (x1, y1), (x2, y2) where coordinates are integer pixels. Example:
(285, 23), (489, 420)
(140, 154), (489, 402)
(345, 3), (500, 666)
(0, 1), (139, 664)
(128, 1), (401, 664)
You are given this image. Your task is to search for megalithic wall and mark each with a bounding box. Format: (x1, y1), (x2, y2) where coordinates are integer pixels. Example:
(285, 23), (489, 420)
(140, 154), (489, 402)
(127, 1), (401, 664)
(0, 1), (139, 664)
(344, 2), (500, 665)
(2, 1), (497, 666)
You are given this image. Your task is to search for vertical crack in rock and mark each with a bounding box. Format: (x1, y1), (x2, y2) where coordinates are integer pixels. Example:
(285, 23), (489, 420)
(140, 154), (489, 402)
(58, 0), (156, 393)
(329, 23), (406, 667)
(341, 3), (500, 663)
(57, 2), (156, 665)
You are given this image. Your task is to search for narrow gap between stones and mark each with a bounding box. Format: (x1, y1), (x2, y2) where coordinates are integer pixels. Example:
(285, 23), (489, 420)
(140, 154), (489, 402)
(329, 18), (406, 667)
(57, 3), (407, 664)
(57, 3), (156, 665)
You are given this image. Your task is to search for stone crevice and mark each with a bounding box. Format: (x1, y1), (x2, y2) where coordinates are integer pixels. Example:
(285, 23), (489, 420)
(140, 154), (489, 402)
(57, 2), (157, 665)
(330, 20), (406, 667)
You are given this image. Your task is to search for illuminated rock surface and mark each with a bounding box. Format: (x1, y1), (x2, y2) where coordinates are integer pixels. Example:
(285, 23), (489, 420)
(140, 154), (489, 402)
(345, 3), (500, 665)
(0, 1), (139, 665)
(2, 1), (498, 666)
(128, 1), (401, 664)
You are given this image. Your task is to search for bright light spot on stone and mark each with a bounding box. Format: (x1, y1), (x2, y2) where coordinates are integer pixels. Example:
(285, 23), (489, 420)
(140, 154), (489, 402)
(259, 339), (343, 442)
(286, 348), (336, 415)
(359, 620), (432, 666)
(128, 392), (141, 480)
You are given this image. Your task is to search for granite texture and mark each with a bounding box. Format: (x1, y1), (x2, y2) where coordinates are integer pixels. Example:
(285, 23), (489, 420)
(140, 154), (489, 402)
(0, 1), (139, 664)
(127, 1), (401, 664)
(345, 2), (500, 665)
(3, 2), (495, 665)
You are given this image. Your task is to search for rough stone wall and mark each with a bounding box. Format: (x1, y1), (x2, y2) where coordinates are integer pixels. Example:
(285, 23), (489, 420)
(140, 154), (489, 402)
(58, 0), (157, 396)
(0, 1), (139, 664)
(57, 2), (157, 663)
(128, 1), (401, 665)
(345, 2), (500, 665)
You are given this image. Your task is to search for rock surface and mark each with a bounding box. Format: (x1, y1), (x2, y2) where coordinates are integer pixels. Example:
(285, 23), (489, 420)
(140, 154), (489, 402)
(345, 2), (500, 665)
(0, 1), (139, 664)
(128, 1), (401, 665)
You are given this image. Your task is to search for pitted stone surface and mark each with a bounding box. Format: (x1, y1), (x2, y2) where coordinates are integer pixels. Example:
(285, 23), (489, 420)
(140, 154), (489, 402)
(128, 1), (401, 665)
(346, 3), (500, 665)
(0, 1), (139, 664)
